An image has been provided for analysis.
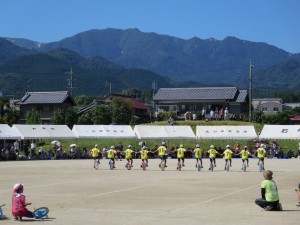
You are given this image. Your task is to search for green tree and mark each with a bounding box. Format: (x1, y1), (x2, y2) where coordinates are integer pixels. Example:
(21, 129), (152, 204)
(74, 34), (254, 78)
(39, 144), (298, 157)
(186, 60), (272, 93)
(77, 112), (93, 124)
(110, 98), (132, 124)
(0, 107), (20, 125)
(252, 110), (263, 123)
(141, 90), (153, 103)
(91, 105), (111, 125)
(160, 111), (177, 121)
(52, 109), (65, 124)
(0, 98), (9, 118)
(74, 95), (94, 106)
(26, 108), (40, 124)
(65, 108), (78, 128)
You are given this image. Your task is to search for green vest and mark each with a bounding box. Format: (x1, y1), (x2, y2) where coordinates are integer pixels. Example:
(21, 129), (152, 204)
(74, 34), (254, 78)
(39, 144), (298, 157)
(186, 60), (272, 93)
(261, 179), (279, 202)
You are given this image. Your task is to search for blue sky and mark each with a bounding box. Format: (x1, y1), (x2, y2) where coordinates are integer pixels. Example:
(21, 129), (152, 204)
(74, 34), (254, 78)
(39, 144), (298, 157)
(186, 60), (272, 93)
(1, 0), (300, 53)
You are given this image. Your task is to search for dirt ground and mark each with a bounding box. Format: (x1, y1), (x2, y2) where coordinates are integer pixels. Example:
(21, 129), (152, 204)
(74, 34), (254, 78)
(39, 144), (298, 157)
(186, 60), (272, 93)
(0, 158), (299, 225)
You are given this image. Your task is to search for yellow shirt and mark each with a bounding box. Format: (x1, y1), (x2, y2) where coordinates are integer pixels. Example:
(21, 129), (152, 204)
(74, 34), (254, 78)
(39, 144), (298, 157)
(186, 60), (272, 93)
(208, 148), (216, 158)
(140, 150), (148, 159)
(91, 147), (99, 158)
(107, 149), (115, 159)
(194, 148), (203, 159)
(125, 149), (133, 159)
(240, 150), (249, 159)
(158, 146), (166, 156)
(257, 147), (265, 158)
(223, 149), (232, 159)
(177, 147), (185, 158)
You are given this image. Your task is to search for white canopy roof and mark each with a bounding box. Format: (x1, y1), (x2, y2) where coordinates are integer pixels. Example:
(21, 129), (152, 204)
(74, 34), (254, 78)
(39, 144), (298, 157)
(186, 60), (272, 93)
(13, 124), (77, 139)
(259, 125), (300, 140)
(72, 125), (136, 138)
(0, 124), (22, 140)
(196, 126), (257, 140)
(134, 125), (195, 139)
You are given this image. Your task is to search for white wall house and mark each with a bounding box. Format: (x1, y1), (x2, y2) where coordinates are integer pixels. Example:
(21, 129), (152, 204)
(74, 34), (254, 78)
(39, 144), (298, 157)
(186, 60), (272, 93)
(252, 98), (283, 114)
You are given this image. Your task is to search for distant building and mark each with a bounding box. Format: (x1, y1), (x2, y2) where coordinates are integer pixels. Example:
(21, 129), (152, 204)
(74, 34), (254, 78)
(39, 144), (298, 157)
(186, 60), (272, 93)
(77, 99), (105, 115)
(288, 114), (300, 124)
(283, 102), (300, 110)
(252, 98), (282, 114)
(78, 93), (151, 123)
(15, 91), (75, 124)
(153, 87), (248, 115)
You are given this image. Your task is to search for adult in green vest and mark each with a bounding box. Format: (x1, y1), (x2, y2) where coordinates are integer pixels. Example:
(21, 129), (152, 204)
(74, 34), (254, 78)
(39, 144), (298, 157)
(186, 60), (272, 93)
(255, 170), (282, 211)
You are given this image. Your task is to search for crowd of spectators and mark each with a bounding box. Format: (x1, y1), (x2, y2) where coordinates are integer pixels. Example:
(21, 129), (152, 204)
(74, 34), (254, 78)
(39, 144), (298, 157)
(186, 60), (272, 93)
(1, 139), (297, 161)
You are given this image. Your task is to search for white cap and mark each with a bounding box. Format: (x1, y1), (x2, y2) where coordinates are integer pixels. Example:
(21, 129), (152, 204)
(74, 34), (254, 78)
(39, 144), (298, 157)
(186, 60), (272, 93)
(13, 183), (23, 192)
(196, 144), (200, 148)
(210, 145), (214, 148)
(128, 145), (132, 148)
(142, 146), (147, 150)
(95, 144), (98, 147)
(226, 145), (230, 148)
(162, 142), (166, 145)
(110, 146), (115, 149)
(180, 144), (183, 148)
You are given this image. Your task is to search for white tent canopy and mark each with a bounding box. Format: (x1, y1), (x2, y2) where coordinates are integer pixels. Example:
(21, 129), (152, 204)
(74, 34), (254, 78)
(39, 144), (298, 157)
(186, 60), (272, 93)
(13, 124), (77, 139)
(72, 125), (136, 138)
(259, 125), (300, 140)
(0, 124), (22, 140)
(196, 126), (257, 140)
(134, 125), (195, 139)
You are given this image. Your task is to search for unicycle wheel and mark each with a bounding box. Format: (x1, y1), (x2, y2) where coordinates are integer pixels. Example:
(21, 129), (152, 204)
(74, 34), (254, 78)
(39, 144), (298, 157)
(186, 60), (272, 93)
(197, 163), (201, 172)
(34, 207), (49, 219)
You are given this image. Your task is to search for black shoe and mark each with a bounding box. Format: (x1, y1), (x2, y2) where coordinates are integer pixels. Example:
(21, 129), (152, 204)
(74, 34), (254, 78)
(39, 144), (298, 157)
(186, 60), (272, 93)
(264, 205), (273, 211)
(277, 203), (282, 211)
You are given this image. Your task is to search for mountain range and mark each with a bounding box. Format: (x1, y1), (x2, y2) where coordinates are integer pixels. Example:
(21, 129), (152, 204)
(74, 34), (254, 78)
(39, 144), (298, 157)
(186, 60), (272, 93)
(1, 28), (300, 98)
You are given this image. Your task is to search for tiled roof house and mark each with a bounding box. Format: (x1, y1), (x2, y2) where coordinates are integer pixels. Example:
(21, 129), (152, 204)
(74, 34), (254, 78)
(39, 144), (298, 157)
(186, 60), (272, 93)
(153, 87), (248, 115)
(15, 91), (75, 124)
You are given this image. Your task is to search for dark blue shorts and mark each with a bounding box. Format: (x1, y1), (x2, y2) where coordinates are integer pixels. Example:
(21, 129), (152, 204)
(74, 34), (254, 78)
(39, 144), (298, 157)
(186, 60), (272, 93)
(159, 155), (167, 160)
(24, 211), (34, 218)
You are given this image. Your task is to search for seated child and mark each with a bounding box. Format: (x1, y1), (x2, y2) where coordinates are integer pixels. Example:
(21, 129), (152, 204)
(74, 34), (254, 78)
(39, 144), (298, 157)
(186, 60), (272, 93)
(12, 183), (35, 220)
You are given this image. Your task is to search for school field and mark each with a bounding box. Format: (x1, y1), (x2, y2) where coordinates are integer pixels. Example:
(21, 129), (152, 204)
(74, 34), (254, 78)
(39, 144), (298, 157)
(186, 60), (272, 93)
(0, 158), (299, 225)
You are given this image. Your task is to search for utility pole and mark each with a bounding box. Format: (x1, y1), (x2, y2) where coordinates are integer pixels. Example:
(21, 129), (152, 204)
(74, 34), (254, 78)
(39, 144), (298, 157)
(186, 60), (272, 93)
(152, 80), (157, 99)
(66, 68), (76, 96)
(249, 61), (254, 122)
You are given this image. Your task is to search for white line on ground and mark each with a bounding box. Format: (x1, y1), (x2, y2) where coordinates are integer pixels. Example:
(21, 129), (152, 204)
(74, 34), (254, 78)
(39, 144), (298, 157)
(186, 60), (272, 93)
(88, 183), (157, 198)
